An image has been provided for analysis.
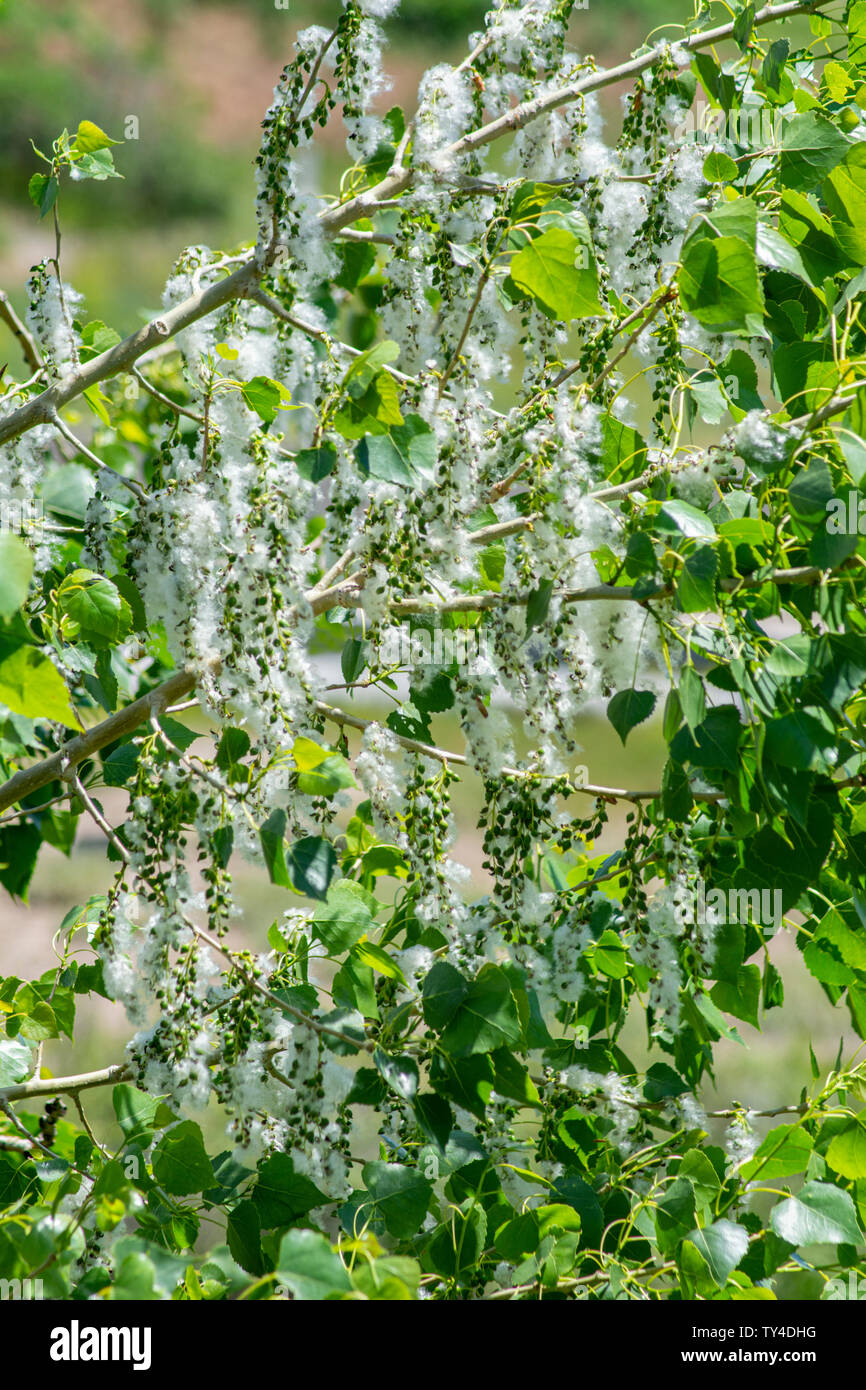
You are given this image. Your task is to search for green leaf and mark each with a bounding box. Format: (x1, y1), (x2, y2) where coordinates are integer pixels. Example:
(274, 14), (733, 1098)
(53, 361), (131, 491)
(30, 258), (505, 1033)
(71, 119), (121, 153)
(216, 727), (250, 773)
(770, 1181), (862, 1246)
(814, 908), (866, 974)
(42, 463), (96, 519)
(670, 706), (742, 772)
(780, 113), (849, 192)
(0, 1036), (32, 1086)
(260, 809), (290, 888)
(733, 1), (755, 50)
(102, 742), (140, 787)
(112, 1084), (173, 1146)
(276, 1229), (352, 1300)
(597, 413), (647, 483)
(286, 835), (337, 900)
(762, 36), (789, 93)
(354, 940), (406, 983)
(336, 348), (403, 438)
(789, 459), (835, 517)
(56, 569), (130, 641)
(28, 172), (58, 218)
(593, 929), (630, 979)
(0, 534), (33, 620)
(779, 190), (848, 285)
(656, 1178), (696, 1256)
(357, 414), (436, 487)
(607, 688), (656, 746)
(679, 234), (765, 334)
(439, 964), (522, 1057)
(295, 442), (336, 482)
(0, 642), (76, 726)
(344, 340), (400, 394)
(71, 149), (122, 181)
(151, 1121), (215, 1196)
(764, 710), (837, 772)
(490, 1048), (541, 1106)
(682, 1219), (748, 1287)
(765, 633), (811, 678)
(352, 1253), (420, 1300)
(755, 223), (810, 284)
(240, 376), (285, 425)
(823, 143), (866, 264)
(252, 1152), (326, 1227)
(374, 1048), (419, 1101)
(0, 822), (41, 899)
(678, 666), (706, 733)
(825, 1120), (866, 1181)
(422, 961), (470, 1031)
(297, 751), (355, 796)
(678, 1150), (722, 1209)
(14, 997), (57, 1041)
(740, 1123), (813, 1181)
(525, 578), (554, 636)
(659, 499), (717, 540)
(312, 879), (374, 953)
(335, 238), (376, 291)
(341, 637), (366, 684)
(677, 546), (718, 613)
(359, 1161), (432, 1239)
(226, 1201), (264, 1276)
(850, 0), (866, 65)
(510, 223), (603, 320)
(661, 757), (693, 820)
(703, 152), (738, 183)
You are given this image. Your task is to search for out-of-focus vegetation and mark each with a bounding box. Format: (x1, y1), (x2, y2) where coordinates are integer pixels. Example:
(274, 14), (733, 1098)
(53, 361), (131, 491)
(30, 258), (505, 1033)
(0, 0), (229, 225)
(0, 0), (690, 231)
(0, 0), (688, 340)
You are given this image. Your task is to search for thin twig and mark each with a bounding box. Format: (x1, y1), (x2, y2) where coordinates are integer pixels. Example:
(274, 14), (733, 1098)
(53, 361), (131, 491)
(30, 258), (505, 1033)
(64, 769), (130, 863)
(51, 411), (147, 502)
(0, 289), (42, 372)
(131, 366), (204, 422)
(188, 919), (373, 1053)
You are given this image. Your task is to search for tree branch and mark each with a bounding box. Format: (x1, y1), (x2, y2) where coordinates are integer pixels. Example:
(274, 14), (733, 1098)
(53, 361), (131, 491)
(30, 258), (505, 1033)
(385, 565), (835, 617)
(317, 0), (834, 235)
(0, 666), (198, 815)
(0, 1063), (131, 1104)
(0, 289), (42, 373)
(312, 700), (722, 803)
(0, 260), (259, 447)
(0, 555), (851, 816)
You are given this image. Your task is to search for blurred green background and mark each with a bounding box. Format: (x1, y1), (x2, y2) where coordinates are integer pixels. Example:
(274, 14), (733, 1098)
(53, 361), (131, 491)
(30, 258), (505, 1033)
(0, 0), (698, 328)
(0, 2), (856, 1249)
